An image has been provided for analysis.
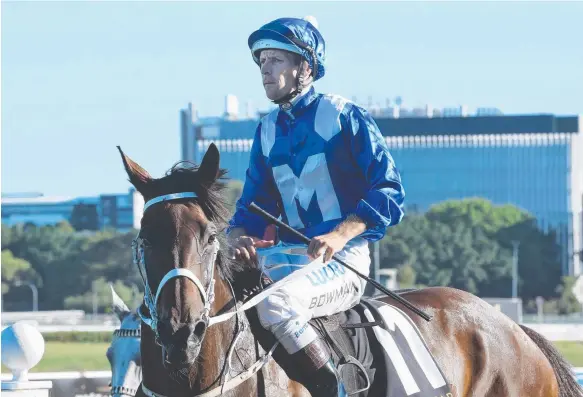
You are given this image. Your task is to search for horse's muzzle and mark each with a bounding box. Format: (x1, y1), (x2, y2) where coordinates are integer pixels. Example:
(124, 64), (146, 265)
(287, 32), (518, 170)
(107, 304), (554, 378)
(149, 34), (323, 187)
(159, 320), (207, 368)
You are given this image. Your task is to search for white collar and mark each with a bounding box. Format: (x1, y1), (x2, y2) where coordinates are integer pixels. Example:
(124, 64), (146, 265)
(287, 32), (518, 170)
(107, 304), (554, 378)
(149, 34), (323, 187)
(289, 84), (313, 106)
(280, 84), (313, 115)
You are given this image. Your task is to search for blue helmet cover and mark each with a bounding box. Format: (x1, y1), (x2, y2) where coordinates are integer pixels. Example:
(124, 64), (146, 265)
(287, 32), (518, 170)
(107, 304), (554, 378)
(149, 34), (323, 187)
(248, 17), (326, 81)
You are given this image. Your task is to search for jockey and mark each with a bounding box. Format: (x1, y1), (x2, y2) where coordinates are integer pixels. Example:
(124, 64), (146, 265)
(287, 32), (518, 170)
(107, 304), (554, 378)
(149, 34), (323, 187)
(227, 16), (405, 397)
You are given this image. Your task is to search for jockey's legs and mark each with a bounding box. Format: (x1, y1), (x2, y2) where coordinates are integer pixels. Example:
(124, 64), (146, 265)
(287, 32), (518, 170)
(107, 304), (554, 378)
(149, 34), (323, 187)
(257, 258), (367, 353)
(256, 241), (370, 397)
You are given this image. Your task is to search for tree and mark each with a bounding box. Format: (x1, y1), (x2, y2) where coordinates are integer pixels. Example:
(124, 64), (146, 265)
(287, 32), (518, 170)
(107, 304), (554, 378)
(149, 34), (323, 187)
(380, 213), (431, 270)
(1, 222), (141, 310)
(424, 198), (562, 298)
(64, 278), (142, 313)
(379, 208), (496, 294)
(492, 219), (562, 300)
(379, 198), (563, 299)
(1, 250), (39, 294)
(2, 222), (85, 309)
(41, 228), (141, 310)
(554, 276), (583, 315)
(425, 198), (529, 235)
(397, 265), (417, 288)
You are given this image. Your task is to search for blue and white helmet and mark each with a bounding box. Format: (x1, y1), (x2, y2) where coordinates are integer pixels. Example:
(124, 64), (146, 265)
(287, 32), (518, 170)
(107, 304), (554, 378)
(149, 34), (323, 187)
(248, 16), (326, 81)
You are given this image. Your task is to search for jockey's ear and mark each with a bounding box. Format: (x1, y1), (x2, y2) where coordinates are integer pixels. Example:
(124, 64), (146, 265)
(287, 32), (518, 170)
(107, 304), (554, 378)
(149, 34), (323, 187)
(198, 142), (221, 186)
(117, 146), (153, 194)
(298, 59), (313, 85)
(302, 59), (312, 75)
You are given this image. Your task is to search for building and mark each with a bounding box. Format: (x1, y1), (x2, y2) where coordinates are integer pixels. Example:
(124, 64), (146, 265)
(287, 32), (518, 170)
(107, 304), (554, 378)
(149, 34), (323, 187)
(180, 100), (261, 173)
(180, 98), (583, 276)
(1, 188), (144, 232)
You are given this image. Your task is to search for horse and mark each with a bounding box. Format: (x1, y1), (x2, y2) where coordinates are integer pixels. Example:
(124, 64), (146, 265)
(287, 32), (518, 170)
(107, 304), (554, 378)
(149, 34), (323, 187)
(117, 143), (583, 397)
(107, 284), (142, 397)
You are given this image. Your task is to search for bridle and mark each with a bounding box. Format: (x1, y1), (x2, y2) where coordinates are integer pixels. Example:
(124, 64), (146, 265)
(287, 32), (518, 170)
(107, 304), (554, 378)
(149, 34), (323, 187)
(110, 326), (141, 397)
(133, 191), (277, 397)
(132, 192), (220, 344)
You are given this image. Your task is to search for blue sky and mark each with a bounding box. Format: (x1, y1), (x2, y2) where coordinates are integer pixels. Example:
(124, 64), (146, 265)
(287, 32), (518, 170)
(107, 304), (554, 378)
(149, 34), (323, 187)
(2, 1), (582, 197)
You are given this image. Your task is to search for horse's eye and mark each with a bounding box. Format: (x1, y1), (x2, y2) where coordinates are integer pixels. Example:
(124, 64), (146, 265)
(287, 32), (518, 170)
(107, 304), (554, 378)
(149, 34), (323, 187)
(208, 234), (216, 244)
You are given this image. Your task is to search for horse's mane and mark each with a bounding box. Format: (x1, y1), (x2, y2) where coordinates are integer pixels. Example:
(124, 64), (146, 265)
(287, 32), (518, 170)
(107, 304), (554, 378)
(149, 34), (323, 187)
(141, 161), (246, 282)
(150, 161), (232, 224)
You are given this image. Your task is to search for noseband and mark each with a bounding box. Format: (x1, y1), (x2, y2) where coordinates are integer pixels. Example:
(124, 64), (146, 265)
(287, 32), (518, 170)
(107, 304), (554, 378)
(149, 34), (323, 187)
(132, 192), (220, 343)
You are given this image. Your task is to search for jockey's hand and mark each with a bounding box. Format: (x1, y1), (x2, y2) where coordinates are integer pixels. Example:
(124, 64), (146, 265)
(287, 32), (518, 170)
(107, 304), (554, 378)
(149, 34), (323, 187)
(232, 236), (274, 265)
(307, 231), (350, 263)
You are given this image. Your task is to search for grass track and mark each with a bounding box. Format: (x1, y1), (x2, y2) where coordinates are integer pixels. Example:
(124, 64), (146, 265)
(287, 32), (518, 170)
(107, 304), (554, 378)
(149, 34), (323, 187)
(2, 341), (582, 373)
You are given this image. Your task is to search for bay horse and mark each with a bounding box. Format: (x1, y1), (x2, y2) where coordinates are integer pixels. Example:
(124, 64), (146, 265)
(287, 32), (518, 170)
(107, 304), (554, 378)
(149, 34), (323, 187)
(117, 144), (582, 397)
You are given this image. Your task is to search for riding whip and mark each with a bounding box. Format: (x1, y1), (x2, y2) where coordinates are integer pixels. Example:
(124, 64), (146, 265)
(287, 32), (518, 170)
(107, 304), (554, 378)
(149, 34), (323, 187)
(248, 202), (432, 322)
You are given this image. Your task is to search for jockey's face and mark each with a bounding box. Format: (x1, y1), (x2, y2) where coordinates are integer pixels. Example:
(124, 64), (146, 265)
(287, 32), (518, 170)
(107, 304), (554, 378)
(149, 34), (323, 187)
(259, 49), (301, 101)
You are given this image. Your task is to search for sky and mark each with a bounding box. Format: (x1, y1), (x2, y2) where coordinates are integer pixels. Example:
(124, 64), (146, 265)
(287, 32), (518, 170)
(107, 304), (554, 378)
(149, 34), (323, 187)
(1, 1), (582, 198)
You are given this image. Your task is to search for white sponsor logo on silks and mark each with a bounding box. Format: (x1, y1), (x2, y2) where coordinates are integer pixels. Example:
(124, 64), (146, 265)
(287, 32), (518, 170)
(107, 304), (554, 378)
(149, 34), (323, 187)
(309, 282), (355, 310)
(306, 261), (346, 286)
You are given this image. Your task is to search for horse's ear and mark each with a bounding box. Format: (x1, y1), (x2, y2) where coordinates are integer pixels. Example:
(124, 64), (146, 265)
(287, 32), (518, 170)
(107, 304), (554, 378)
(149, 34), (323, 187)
(117, 146), (153, 193)
(198, 143), (221, 185)
(110, 283), (131, 322)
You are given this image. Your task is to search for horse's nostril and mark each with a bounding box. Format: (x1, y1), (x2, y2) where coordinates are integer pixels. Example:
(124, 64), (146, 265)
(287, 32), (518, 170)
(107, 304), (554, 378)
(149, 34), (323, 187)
(193, 320), (207, 338)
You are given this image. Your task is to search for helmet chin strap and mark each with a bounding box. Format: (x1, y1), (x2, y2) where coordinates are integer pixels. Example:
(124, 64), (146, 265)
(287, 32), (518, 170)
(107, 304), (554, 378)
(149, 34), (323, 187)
(272, 80), (302, 109)
(272, 60), (312, 109)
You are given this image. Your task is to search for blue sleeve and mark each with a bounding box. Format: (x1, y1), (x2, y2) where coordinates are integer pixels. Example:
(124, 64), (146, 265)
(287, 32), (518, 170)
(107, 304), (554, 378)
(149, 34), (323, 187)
(227, 123), (281, 238)
(342, 105), (405, 241)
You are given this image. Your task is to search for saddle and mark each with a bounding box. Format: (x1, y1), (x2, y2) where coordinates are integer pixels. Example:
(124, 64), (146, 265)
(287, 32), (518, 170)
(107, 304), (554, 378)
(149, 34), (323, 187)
(310, 291), (414, 396)
(310, 294), (453, 397)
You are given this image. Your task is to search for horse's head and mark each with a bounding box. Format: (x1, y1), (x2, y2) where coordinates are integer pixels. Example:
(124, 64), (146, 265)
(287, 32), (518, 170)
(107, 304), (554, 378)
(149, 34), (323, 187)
(107, 285), (142, 397)
(118, 144), (236, 372)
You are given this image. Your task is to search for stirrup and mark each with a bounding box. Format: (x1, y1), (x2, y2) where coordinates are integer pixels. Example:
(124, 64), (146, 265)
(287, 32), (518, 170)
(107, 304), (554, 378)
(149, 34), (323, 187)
(338, 355), (371, 395)
(308, 359), (348, 397)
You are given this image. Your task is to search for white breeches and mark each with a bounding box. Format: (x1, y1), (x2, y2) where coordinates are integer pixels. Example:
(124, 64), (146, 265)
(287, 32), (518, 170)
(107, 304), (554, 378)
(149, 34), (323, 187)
(256, 240), (370, 354)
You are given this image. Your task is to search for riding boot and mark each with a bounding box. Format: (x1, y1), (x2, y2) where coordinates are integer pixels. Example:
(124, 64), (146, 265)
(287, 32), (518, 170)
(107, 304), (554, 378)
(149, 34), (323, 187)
(290, 336), (348, 397)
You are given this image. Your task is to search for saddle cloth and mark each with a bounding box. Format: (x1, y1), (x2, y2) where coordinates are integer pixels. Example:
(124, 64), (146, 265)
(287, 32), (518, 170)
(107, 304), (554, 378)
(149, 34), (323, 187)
(311, 297), (453, 397)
